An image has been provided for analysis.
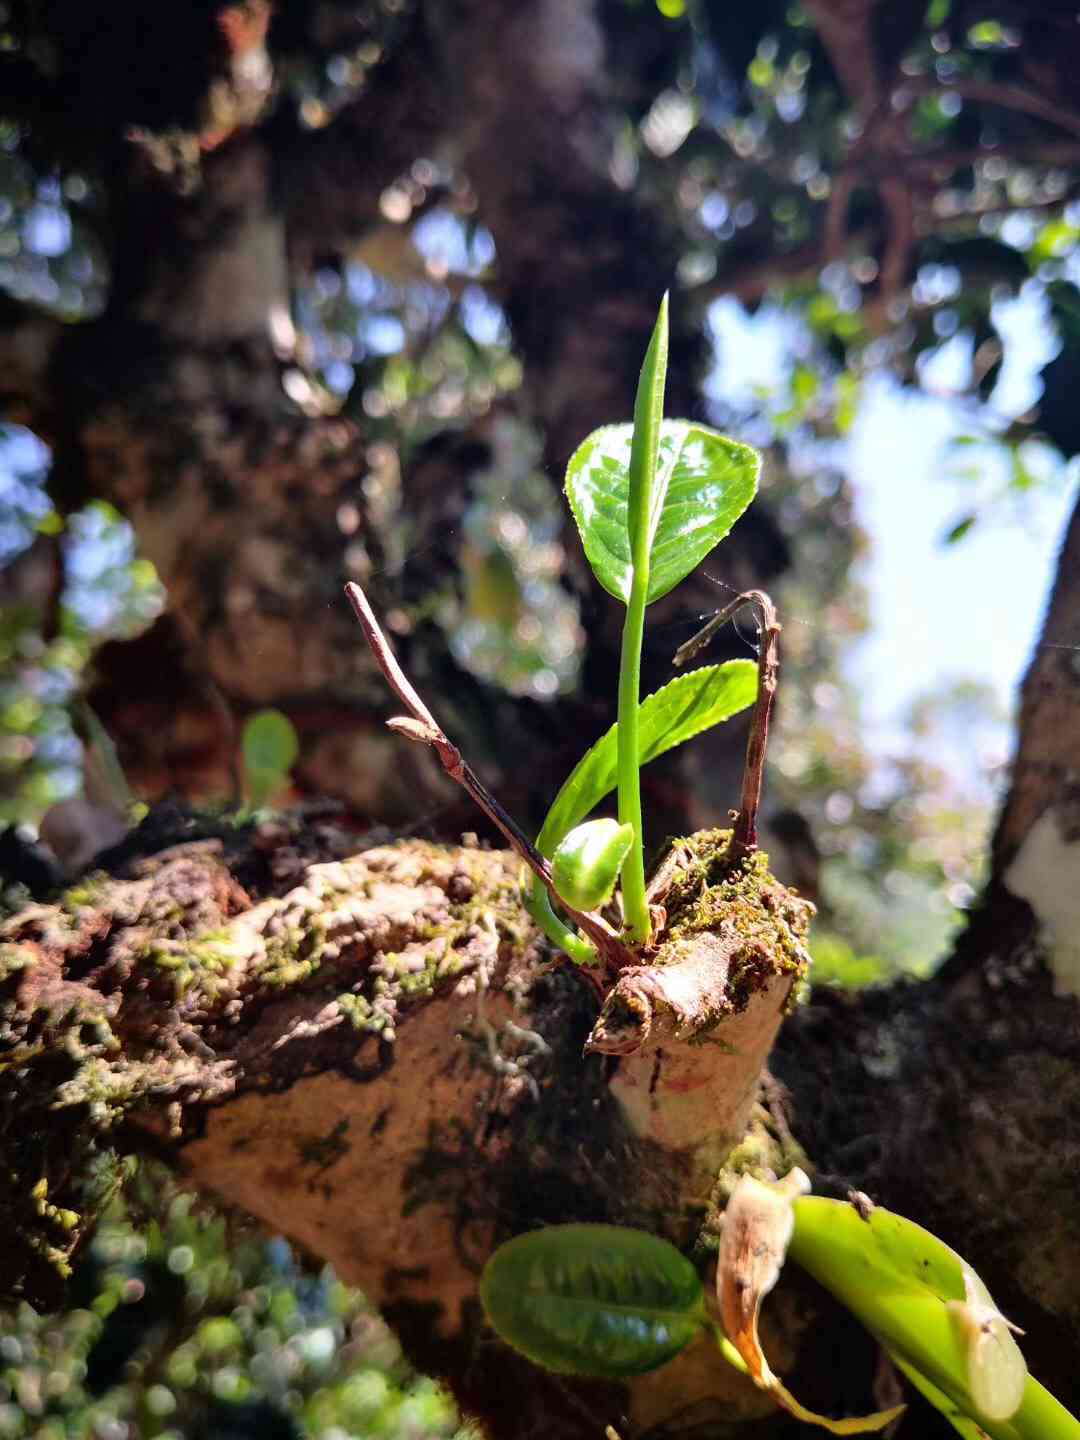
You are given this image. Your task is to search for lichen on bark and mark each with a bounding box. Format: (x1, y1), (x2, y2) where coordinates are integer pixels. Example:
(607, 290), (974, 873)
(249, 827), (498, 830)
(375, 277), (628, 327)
(0, 820), (535, 1307)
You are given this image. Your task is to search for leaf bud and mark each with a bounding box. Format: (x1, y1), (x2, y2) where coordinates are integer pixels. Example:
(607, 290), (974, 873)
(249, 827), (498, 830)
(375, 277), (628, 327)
(551, 819), (635, 911)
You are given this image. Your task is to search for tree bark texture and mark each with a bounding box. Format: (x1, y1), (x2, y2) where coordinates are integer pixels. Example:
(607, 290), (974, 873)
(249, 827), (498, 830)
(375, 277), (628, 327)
(6, 1), (1080, 1432)
(1, 812), (812, 1438)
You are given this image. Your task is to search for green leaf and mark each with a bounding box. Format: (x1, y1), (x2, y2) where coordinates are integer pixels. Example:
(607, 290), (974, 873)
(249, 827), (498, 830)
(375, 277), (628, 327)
(480, 1224), (706, 1377)
(536, 660), (757, 858)
(242, 709), (299, 809)
(943, 515), (977, 546)
(619, 294), (670, 942)
(565, 421), (760, 605)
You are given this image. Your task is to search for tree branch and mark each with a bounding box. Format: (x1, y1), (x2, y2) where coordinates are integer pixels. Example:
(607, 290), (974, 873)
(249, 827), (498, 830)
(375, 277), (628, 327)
(674, 590), (780, 857)
(803, 0), (881, 116)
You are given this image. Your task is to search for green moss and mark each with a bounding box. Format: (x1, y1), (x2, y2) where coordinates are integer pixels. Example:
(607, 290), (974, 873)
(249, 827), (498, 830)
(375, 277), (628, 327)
(0, 942), (30, 984)
(143, 935), (239, 998)
(61, 883), (102, 910)
(661, 828), (814, 1016)
(31, 1177), (81, 1233)
(336, 993), (374, 1030)
(701, 1109), (813, 1247)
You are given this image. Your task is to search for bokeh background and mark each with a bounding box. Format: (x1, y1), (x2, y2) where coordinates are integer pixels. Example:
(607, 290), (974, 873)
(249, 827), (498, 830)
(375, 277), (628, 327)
(2, 0), (1080, 1433)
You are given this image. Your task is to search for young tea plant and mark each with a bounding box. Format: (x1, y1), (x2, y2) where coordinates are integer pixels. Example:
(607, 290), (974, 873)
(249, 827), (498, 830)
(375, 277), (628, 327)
(524, 294), (761, 962)
(345, 294), (764, 974)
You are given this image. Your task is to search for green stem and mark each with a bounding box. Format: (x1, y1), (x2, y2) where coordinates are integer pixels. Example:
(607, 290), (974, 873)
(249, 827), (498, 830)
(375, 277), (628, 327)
(788, 1197), (1080, 1440)
(618, 570), (650, 940)
(523, 885), (597, 965)
(617, 292), (669, 945)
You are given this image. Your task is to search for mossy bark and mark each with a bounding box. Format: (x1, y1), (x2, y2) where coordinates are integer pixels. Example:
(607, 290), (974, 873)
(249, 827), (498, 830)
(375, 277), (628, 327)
(5, 791), (1080, 1435)
(2, 814), (811, 1436)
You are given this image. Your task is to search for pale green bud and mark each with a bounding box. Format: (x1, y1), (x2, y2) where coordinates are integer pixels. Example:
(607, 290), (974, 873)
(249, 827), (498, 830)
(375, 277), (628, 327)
(551, 819), (635, 911)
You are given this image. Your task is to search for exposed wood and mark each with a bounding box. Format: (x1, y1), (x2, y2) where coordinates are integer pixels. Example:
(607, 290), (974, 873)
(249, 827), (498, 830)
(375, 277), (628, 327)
(995, 491), (1080, 869)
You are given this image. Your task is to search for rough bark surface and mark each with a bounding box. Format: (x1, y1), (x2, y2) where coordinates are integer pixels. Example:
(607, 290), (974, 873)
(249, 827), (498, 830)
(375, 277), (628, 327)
(770, 495), (1080, 1419)
(6, 512), (1080, 1436)
(6, 713), (1080, 1435)
(1, 813), (815, 1437)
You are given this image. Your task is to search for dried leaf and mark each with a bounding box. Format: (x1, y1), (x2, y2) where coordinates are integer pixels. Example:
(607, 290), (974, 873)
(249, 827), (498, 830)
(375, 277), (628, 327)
(386, 716), (439, 744)
(717, 1170), (905, 1435)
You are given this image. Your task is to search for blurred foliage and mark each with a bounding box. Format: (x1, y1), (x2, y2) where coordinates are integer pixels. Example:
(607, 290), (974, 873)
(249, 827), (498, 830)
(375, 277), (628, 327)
(242, 711), (301, 812)
(442, 419), (583, 699)
(0, 431), (163, 823)
(0, 1165), (467, 1440)
(0, 0), (1068, 960)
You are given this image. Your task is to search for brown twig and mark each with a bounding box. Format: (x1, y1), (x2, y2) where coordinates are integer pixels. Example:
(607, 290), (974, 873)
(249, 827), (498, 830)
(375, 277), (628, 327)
(674, 589), (780, 857)
(900, 76), (1080, 142)
(344, 582), (631, 970)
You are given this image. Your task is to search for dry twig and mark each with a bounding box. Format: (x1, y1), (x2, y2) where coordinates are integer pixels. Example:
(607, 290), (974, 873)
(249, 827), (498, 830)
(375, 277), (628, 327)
(344, 582), (631, 972)
(674, 589), (780, 857)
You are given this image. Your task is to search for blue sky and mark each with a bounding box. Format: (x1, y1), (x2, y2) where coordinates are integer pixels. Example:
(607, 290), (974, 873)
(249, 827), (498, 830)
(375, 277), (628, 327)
(848, 375), (1075, 748)
(709, 291), (1078, 778)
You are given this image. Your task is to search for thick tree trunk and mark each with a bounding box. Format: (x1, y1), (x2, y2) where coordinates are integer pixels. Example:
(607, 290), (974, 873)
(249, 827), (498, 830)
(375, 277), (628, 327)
(7, 3), (1080, 1433)
(773, 491), (1080, 1417)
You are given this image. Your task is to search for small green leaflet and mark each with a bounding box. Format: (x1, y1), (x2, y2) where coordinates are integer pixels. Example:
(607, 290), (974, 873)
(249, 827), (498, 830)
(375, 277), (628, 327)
(564, 420), (760, 605)
(242, 709), (299, 809)
(535, 660), (757, 859)
(480, 1224), (706, 1378)
(551, 819), (634, 911)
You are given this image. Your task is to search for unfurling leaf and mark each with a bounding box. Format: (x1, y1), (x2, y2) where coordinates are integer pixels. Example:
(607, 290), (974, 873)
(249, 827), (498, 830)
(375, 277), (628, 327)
(480, 1224), (706, 1378)
(525, 661), (757, 958)
(717, 1170), (905, 1435)
(551, 819), (634, 911)
(564, 420), (759, 605)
